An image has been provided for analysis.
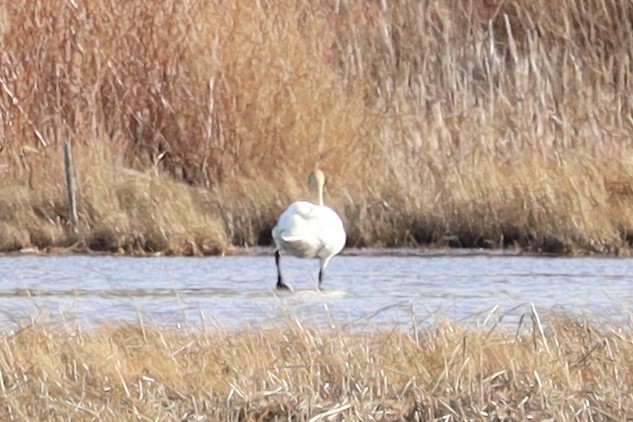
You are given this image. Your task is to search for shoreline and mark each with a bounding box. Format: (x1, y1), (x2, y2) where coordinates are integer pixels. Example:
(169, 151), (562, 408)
(1, 244), (601, 258)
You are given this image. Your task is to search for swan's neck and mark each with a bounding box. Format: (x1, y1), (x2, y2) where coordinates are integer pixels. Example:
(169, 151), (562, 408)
(309, 170), (326, 206)
(317, 183), (324, 206)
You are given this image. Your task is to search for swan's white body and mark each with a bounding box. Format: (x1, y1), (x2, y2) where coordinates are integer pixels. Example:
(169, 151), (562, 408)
(272, 171), (346, 290)
(273, 201), (346, 260)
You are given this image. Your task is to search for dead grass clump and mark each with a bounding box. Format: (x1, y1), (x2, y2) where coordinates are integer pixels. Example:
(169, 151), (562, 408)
(1, 316), (633, 419)
(0, 140), (231, 255)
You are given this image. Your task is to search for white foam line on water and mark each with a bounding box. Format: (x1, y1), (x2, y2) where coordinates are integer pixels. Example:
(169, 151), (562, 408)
(293, 289), (346, 298)
(271, 288), (347, 300)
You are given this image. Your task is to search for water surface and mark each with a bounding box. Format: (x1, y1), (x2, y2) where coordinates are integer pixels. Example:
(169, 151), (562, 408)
(0, 250), (631, 330)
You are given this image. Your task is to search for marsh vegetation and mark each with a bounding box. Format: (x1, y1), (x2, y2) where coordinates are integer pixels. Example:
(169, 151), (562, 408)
(0, 315), (630, 420)
(1, 0), (633, 255)
(3, 2), (633, 418)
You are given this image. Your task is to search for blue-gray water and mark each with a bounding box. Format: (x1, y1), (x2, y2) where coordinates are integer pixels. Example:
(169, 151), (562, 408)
(0, 250), (631, 330)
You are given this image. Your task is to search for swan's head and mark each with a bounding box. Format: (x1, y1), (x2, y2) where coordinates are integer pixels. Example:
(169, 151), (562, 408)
(308, 169), (325, 190)
(308, 169), (325, 205)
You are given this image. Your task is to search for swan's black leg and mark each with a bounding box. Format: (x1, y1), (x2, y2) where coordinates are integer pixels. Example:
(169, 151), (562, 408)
(275, 250), (290, 290)
(318, 257), (333, 291)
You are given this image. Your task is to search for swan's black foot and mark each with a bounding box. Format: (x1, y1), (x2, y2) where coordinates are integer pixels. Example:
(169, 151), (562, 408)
(315, 281), (325, 292)
(276, 280), (293, 292)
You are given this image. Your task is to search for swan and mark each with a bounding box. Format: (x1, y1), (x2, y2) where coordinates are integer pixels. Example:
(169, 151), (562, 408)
(272, 170), (346, 291)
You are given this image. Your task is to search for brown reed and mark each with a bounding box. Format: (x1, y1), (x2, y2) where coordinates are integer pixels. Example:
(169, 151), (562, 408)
(1, 0), (633, 254)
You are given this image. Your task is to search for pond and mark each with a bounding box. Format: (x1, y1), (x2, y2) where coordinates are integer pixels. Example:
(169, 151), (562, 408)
(0, 249), (630, 330)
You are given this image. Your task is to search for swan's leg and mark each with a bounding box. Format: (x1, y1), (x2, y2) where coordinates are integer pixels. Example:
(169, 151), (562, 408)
(317, 267), (323, 291)
(317, 256), (332, 291)
(275, 250), (291, 290)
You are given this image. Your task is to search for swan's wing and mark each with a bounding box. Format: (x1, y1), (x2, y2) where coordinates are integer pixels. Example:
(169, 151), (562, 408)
(309, 206), (346, 256)
(272, 201), (321, 257)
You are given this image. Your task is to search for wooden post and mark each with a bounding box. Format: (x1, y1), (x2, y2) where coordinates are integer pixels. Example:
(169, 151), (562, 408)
(63, 140), (78, 224)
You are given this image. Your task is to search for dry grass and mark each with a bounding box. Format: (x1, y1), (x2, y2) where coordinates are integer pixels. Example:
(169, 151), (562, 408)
(2, 0), (633, 254)
(0, 314), (632, 420)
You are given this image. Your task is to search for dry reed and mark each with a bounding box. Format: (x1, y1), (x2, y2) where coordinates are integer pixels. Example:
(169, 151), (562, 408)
(0, 314), (631, 420)
(1, 0), (633, 254)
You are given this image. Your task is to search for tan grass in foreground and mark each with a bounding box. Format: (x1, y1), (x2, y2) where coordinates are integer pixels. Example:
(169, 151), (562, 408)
(0, 316), (631, 420)
(2, 1), (633, 254)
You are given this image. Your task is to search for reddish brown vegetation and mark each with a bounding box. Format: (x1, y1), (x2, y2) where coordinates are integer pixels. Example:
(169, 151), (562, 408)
(1, 0), (633, 254)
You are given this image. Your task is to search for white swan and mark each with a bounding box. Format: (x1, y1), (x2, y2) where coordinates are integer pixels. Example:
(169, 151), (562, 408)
(272, 170), (346, 291)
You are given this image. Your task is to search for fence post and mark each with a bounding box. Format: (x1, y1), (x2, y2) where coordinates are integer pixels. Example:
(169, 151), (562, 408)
(63, 140), (78, 224)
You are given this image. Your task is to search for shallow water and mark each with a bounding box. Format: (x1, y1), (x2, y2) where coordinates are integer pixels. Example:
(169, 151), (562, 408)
(0, 250), (631, 330)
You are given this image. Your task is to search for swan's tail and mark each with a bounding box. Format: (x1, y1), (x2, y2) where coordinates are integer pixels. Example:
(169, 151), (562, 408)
(279, 233), (317, 258)
(280, 234), (303, 242)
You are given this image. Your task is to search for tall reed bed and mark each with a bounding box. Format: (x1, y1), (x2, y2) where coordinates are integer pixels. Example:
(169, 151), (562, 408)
(1, 0), (633, 254)
(0, 316), (631, 419)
